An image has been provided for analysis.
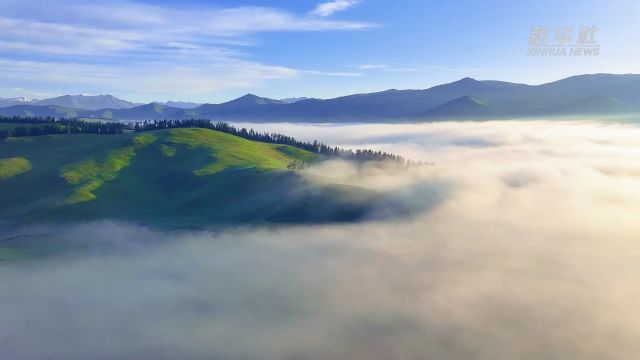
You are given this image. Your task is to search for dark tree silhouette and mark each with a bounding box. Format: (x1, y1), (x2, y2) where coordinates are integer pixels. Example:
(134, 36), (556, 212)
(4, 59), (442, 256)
(0, 116), (125, 138)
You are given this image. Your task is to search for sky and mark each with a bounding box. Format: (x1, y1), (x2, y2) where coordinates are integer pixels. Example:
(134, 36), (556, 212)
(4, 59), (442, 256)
(0, 0), (639, 103)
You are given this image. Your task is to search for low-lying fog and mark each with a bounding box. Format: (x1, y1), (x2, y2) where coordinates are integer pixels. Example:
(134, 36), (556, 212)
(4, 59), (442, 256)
(2, 120), (640, 359)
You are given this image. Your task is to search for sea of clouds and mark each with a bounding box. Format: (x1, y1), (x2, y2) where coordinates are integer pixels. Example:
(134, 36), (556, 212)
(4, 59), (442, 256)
(1, 120), (640, 359)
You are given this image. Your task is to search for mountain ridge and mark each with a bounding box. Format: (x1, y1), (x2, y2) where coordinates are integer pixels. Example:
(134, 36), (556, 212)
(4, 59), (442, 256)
(0, 94), (141, 110)
(415, 95), (501, 120)
(2, 74), (640, 122)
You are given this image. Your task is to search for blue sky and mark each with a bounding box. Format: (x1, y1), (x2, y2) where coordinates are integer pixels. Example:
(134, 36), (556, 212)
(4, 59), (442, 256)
(0, 0), (638, 103)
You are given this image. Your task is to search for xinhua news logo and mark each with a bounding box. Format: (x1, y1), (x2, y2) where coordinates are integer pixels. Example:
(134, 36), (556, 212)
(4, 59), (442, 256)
(528, 26), (599, 56)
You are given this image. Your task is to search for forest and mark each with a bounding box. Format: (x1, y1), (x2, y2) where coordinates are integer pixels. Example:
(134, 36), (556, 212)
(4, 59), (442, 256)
(0, 116), (125, 137)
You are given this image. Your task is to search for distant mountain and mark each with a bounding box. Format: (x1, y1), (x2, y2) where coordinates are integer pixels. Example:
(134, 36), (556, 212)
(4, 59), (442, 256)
(255, 74), (639, 121)
(160, 101), (202, 109)
(196, 77), (531, 122)
(0, 105), (82, 118)
(0, 95), (199, 111)
(187, 94), (285, 118)
(210, 94), (283, 109)
(88, 103), (182, 121)
(2, 74), (639, 121)
(0, 97), (31, 108)
(416, 95), (501, 120)
(280, 97), (312, 104)
(545, 95), (633, 116)
(32, 95), (139, 110)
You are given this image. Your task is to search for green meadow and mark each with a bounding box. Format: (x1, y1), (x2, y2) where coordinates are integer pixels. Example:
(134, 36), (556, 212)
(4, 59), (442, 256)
(0, 128), (379, 231)
(0, 157), (31, 180)
(169, 128), (317, 175)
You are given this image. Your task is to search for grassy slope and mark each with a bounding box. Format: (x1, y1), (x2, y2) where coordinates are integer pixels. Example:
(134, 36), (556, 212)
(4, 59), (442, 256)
(60, 133), (157, 203)
(0, 128), (378, 231)
(168, 128), (317, 175)
(0, 157), (31, 180)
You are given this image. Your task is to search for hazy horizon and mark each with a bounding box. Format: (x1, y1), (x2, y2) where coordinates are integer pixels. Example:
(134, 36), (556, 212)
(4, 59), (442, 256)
(2, 72), (639, 104)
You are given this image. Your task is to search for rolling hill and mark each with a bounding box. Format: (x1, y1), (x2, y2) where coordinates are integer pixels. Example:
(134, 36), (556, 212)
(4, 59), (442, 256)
(0, 128), (398, 230)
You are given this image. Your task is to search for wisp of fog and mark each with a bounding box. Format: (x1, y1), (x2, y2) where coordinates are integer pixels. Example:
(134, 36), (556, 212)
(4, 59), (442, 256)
(1, 120), (639, 360)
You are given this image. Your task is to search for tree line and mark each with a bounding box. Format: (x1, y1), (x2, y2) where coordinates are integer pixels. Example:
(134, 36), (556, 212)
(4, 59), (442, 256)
(0, 116), (125, 138)
(1, 116), (416, 165)
(134, 119), (411, 164)
(0, 115), (59, 124)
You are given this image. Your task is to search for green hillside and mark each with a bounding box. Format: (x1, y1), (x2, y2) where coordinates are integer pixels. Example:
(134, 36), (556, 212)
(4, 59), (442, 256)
(0, 157), (31, 180)
(168, 128), (317, 175)
(0, 128), (383, 231)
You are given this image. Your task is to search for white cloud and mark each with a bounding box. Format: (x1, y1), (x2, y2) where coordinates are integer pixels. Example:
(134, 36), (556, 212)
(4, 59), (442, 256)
(0, 0), (374, 101)
(0, 1), (373, 50)
(2, 121), (640, 359)
(0, 59), (299, 100)
(0, 6), (373, 57)
(349, 64), (481, 73)
(303, 70), (363, 77)
(357, 64), (389, 69)
(310, 0), (362, 17)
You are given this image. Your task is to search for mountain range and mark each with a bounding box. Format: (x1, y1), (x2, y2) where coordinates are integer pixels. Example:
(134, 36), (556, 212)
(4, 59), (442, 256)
(0, 94), (139, 110)
(2, 74), (640, 122)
